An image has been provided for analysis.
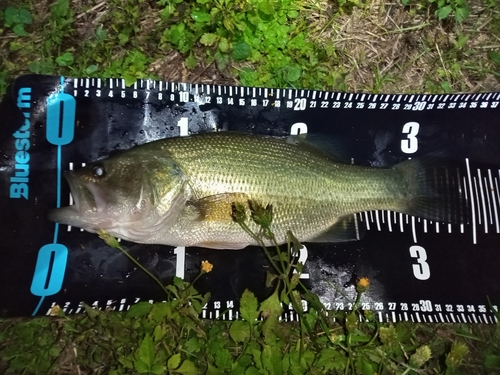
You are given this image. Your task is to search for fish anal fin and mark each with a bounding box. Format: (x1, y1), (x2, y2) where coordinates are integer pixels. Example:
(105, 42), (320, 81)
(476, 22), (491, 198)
(193, 192), (250, 222)
(308, 215), (366, 243)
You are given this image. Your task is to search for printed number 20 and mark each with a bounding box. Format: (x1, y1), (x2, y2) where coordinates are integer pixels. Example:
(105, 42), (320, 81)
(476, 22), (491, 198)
(409, 245), (430, 280)
(401, 122), (419, 154)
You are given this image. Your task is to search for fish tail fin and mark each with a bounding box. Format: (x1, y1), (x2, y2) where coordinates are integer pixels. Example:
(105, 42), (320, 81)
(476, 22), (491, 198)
(394, 157), (468, 224)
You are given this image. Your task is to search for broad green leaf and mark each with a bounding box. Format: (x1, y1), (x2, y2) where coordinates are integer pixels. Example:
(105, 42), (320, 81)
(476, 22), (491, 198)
(436, 5), (452, 20)
(200, 33), (218, 46)
(55, 52), (74, 67)
(152, 364), (167, 375)
(12, 24), (29, 36)
(484, 354), (500, 369)
(314, 348), (347, 371)
(85, 65), (98, 74)
(5, 7), (20, 26)
(488, 51), (500, 67)
(148, 302), (170, 323)
(135, 360), (150, 373)
(185, 337), (202, 353)
(153, 324), (167, 342)
(191, 11), (210, 23)
(218, 37), (229, 53)
(232, 42), (251, 61)
(126, 302), (153, 318)
(245, 367), (260, 375)
(177, 359), (198, 375)
(229, 320), (250, 343)
(286, 65), (301, 82)
(455, 7), (469, 22)
(240, 289), (259, 323)
(168, 353), (181, 370)
(262, 343), (283, 375)
(18, 8), (33, 24)
(137, 333), (155, 370)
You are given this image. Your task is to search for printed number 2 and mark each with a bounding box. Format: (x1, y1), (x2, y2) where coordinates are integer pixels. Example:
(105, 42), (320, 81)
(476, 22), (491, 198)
(292, 245), (310, 279)
(401, 122), (419, 154)
(409, 245), (430, 280)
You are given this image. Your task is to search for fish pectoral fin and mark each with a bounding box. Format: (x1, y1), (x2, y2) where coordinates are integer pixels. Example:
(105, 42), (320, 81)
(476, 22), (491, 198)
(192, 192), (250, 222)
(308, 214), (366, 243)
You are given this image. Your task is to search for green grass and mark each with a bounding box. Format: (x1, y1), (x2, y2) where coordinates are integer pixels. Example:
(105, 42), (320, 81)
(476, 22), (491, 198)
(1, 0), (500, 374)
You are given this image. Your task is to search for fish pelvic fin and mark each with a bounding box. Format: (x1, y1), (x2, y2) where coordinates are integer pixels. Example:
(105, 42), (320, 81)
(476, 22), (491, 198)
(192, 193), (251, 222)
(394, 157), (468, 224)
(307, 215), (366, 243)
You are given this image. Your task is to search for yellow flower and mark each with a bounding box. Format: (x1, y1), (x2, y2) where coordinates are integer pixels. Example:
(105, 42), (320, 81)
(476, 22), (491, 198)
(358, 277), (370, 288)
(49, 304), (62, 316)
(356, 277), (370, 292)
(201, 260), (213, 273)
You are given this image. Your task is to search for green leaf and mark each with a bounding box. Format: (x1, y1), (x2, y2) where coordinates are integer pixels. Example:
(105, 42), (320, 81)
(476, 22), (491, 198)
(191, 10), (210, 23)
(229, 320), (250, 343)
(30, 60), (54, 77)
(177, 359), (198, 375)
(232, 42), (251, 61)
(168, 353), (181, 370)
(18, 8), (33, 24)
(455, 6), (470, 22)
(488, 51), (500, 67)
(135, 360), (150, 373)
(240, 289), (259, 323)
(118, 33), (129, 45)
(12, 24), (29, 36)
(137, 333), (156, 370)
(4, 7), (20, 26)
(55, 52), (74, 67)
(436, 5), (452, 20)
(95, 26), (107, 40)
(148, 302), (170, 323)
(126, 302), (153, 318)
(200, 33), (218, 46)
(85, 65), (98, 74)
(484, 354), (500, 369)
(286, 65), (301, 82)
(218, 37), (229, 53)
(314, 348), (347, 371)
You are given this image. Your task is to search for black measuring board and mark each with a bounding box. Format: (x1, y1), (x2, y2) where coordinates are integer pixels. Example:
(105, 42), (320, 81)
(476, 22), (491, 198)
(1, 74), (499, 324)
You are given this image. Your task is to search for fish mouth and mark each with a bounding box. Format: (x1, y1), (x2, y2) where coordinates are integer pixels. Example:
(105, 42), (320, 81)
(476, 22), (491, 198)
(47, 171), (107, 229)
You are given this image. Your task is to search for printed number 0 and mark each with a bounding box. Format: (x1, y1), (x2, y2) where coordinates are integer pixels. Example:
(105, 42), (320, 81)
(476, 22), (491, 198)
(401, 122), (420, 154)
(409, 245), (430, 280)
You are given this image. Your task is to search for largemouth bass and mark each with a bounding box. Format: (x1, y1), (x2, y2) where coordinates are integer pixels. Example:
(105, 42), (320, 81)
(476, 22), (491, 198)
(48, 132), (463, 249)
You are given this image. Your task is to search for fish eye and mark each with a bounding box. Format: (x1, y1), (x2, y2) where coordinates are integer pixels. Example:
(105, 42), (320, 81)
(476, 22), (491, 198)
(92, 165), (106, 178)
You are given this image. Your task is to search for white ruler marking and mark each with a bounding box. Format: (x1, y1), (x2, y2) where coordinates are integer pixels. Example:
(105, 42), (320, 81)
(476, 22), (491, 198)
(477, 170), (488, 233)
(465, 159), (477, 244)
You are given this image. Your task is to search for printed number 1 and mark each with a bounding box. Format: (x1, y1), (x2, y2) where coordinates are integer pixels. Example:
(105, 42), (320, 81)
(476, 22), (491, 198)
(177, 117), (189, 136)
(173, 247), (185, 279)
(409, 245), (430, 280)
(401, 122), (419, 154)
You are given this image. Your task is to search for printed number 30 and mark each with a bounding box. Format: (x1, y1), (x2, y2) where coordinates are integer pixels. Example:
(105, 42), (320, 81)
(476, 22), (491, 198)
(409, 245), (430, 280)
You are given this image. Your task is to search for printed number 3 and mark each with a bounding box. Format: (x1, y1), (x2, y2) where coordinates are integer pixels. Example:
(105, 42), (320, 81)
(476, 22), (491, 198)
(409, 245), (430, 280)
(401, 121), (419, 154)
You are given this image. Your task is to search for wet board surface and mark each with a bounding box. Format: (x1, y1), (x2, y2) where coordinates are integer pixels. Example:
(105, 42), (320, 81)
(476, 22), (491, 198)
(1, 74), (500, 323)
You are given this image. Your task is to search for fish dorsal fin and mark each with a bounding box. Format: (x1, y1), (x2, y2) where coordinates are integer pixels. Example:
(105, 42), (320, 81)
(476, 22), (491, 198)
(192, 192), (250, 222)
(307, 214), (366, 243)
